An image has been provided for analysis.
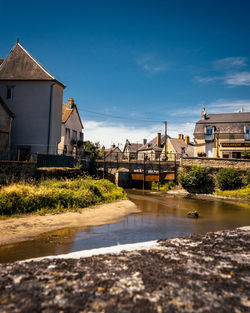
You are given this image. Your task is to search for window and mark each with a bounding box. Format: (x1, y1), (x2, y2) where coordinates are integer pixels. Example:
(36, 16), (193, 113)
(205, 127), (214, 142)
(6, 86), (14, 100)
(79, 132), (83, 141)
(245, 126), (250, 141)
(205, 127), (213, 135)
(72, 130), (77, 140)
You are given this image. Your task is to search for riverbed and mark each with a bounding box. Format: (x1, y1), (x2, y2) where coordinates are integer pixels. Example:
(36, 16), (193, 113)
(0, 190), (249, 263)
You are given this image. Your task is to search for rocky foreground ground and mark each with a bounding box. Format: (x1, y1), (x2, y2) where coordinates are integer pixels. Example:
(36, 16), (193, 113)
(0, 227), (249, 313)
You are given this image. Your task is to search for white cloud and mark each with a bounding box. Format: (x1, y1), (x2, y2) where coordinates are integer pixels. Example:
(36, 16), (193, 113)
(213, 57), (248, 69)
(194, 76), (221, 83)
(224, 71), (250, 86)
(136, 54), (167, 74)
(206, 99), (250, 113)
(83, 120), (195, 148)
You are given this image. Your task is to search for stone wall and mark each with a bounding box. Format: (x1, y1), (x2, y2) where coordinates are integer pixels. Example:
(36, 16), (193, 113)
(181, 157), (250, 170)
(0, 161), (37, 184)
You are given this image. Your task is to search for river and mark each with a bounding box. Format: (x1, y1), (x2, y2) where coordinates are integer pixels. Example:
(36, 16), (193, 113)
(0, 190), (249, 263)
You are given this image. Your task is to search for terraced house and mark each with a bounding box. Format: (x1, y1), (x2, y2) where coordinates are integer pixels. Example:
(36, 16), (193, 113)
(194, 108), (250, 159)
(0, 42), (65, 156)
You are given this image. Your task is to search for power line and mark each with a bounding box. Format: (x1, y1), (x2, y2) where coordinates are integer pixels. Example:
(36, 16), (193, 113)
(79, 108), (162, 123)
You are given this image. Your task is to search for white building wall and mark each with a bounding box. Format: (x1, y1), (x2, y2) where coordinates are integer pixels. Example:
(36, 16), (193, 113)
(0, 80), (63, 154)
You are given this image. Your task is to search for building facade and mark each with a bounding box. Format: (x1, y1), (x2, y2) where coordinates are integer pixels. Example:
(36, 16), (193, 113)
(0, 42), (65, 155)
(138, 133), (168, 160)
(58, 97), (84, 156)
(0, 96), (14, 152)
(162, 134), (195, 160)
(194, 108), (250, 159)
(123, 139), (143, 160)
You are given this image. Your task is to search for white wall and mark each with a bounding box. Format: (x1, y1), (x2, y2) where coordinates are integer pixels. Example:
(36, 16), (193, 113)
(0, 80), (63, 154)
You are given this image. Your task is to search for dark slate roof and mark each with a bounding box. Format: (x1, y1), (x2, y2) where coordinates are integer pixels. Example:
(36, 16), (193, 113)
(138, 134), (170, 152)
(169, 138), (194, 157)
(194, 112), (250, 134)
(0, 43), (65, 87)
(123, 141), (143, 153)
(0, 96), (15, 118)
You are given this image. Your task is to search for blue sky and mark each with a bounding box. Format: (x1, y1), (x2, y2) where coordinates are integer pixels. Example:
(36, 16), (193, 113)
(1, 0), (250, 147)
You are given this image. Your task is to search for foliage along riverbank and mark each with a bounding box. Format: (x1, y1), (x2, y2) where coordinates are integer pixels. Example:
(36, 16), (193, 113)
(0, 178), (126, 217)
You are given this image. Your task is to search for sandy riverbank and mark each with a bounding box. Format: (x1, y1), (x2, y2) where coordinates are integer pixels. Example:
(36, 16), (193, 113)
(0, 200), (139, 246)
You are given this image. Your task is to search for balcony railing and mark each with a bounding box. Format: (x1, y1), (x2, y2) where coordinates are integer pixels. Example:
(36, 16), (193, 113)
(204, 134), (214, 142)
(244, 133), (250, 141)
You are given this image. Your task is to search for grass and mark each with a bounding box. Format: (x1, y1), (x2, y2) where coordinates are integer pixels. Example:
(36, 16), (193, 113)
(0, 178), (126, 216)
(215, 185), (250, 199)
(152, 181), (175, 191)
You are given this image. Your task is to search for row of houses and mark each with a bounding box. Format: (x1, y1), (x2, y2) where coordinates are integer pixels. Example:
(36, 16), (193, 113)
(109, 108), (250, 161)
(0, 42), (83, 159)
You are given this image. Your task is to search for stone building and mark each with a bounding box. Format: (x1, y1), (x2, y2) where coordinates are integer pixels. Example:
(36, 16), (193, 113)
(194, 108), (250, 158)
(123, 139), (143, 160)
(58, 97), (84, 156)
(137, 133), (168, 160)
(0, 42), (65, 155)
(162, 134), (195, 160)
(0, 96), (14, 152)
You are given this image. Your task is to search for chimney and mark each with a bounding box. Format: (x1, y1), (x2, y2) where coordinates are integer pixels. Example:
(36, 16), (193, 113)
(178, 134), (184, 140)
(240, 106), (244, 113)
(67, 97), (74, 108)
(185, 136), (190, 145)
(201, 107), (207, 120)
(157, 133), (161, 147)
(143, 138), (147, 145)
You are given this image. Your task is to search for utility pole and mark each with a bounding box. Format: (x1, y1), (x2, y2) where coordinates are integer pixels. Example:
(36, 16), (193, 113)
(163, 121), (167, 159)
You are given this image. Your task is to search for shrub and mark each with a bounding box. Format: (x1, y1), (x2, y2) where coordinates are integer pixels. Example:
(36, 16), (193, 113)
(152, 181), (175, 191)
(216, 168), (242, 190)
(0, 178), (126, 216)
(247, 172), (250, 185)
(178, 166), (214, 194)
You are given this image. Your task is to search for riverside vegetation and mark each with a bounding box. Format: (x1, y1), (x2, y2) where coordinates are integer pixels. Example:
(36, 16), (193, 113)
(179, 166), (250, 199)
(0, 178), (126, 216)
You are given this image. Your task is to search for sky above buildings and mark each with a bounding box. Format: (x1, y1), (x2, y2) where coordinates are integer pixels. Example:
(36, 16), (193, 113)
(1, 0), (250, 148)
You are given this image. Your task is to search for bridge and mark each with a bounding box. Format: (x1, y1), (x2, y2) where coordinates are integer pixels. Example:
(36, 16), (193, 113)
(95, 155), (179, 189)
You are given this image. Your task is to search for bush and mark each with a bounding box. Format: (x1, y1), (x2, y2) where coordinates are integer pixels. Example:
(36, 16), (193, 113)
(0, 178), (126, 216)
(178, 166), (214, 194)
(152, 181), (175, 191)
(247, 172), (250, 185)
(216, 168), (242, 190)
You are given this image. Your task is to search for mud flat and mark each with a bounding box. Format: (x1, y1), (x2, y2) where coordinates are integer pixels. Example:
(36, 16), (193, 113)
(0, 227), (249, 312)
(0, 200), (139, 246)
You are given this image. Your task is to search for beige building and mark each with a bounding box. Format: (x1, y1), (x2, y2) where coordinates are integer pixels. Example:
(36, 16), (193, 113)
(123, 139), (143, 160)
(162, 134), (195, 160)
(138, 133), (168, 160)
(0, 96), (14, 152)
(104, 145), (122, 161)
(58, 97), (84, 156)
(0, 42), (65, 155)
(194, 108), (250, 159)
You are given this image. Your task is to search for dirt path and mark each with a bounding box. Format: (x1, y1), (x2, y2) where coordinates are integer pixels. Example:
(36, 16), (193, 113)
(0, 200), (139, 246)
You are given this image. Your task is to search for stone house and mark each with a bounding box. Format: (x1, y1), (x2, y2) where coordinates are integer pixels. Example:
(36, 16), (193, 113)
(58, 97), (84, 156)
(0, 42), (65, 155)
(194, 107), (250, 158)
(137, 133), (169, 160)
(104, 145), (122, 161)
(123, 139), (143, 160)
(0, 96), (14, 152)
(162, 134), (195, 160)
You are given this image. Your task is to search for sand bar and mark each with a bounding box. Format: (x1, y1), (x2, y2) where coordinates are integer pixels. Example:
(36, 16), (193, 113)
(0, 200), (139, 246)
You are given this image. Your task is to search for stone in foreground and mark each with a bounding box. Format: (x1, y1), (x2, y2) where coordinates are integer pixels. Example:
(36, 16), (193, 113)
(0, 227), (249, 312)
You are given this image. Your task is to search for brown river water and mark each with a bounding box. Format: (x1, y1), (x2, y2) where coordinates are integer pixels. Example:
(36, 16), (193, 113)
(0, 190), (250, 263)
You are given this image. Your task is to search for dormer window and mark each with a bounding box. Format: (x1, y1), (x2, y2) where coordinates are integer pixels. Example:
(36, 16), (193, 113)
(245, 126), (250, 141)
(205, 127), (214, 142)
(6, 86), (14, 100)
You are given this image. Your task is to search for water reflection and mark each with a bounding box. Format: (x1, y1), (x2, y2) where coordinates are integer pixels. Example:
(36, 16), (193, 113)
(0, 190), (249, 263)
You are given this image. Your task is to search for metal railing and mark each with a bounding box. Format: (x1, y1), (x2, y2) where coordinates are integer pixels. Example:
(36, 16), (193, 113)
(244, 133), (250, 141)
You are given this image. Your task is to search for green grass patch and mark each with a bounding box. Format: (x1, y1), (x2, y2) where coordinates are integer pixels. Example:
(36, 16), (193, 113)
(152, 181), (175, 191)
(0, 178), (126, 216)
(215, 185), (250, 199)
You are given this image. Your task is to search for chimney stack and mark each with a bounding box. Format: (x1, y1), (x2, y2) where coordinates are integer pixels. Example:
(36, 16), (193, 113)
(67, 97), (74, 108)
(143, 139), (147, 145)
(157, 133), (161, 147)
(185, 136), (190, 145)
(178, 134), (184, 140)
(201, 107), (207, 120)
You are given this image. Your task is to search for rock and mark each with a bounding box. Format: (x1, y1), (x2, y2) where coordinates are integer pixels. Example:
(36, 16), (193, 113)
(187, 211), (199, 218)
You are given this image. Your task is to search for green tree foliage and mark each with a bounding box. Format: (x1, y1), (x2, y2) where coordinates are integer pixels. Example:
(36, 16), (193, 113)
(83, 141), (103, 158)
(217, 168), (242, 190)
(178, 166), (214, 194)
